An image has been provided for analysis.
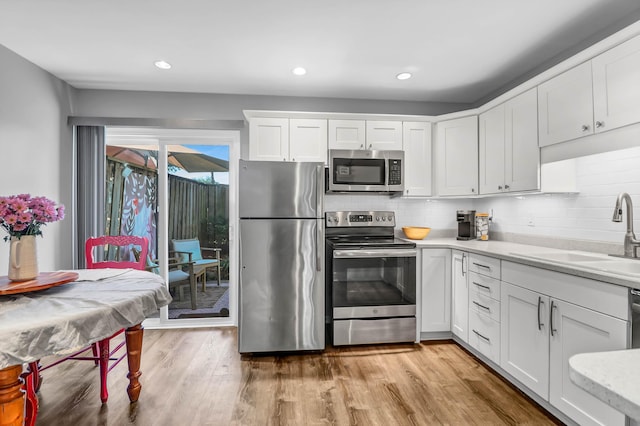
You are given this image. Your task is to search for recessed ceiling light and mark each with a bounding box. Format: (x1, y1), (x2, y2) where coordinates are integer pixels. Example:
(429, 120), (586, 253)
(292, 67), (307, 76)
(154, 60), (172, 70)
(396, 72), (412, 80)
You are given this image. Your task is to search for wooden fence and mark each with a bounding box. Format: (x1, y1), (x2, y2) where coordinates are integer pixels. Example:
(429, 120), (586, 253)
(105, 159), (229, 259)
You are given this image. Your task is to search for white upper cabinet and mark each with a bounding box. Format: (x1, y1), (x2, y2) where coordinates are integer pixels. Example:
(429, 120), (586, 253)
(435, 116), (478, 196)
(289, 118), (328, 163)
(249, 117), (290, 161)
(329, 120), (403, 151)
(479, 88), (539, 195)
(328, 119), (366, 150)
(249, 117), (327, 162)
(366, 121), (403, 150)
(479, 104), (506, 195)
(505, 89), (540, 192)
(538, 62), (594, 147)
(592, 34), (640, 133)
(402, 122), (432, 197)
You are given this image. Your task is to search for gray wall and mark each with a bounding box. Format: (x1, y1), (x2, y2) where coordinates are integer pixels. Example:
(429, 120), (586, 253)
(0, 45), (75, 271)
(73, 89), (469, 120)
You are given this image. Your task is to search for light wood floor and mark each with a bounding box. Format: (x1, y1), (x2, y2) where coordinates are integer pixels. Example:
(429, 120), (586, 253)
(35, 327), (560, 425)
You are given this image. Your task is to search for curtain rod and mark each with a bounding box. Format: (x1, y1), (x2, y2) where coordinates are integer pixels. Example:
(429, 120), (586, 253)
(68, 116), (245, 130)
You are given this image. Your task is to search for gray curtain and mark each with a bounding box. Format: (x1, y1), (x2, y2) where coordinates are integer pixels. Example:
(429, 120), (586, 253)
(75, 126), (105, 268)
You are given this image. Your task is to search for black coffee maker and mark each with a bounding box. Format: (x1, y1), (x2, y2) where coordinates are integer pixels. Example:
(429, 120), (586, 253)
(456, 210), (476, 240)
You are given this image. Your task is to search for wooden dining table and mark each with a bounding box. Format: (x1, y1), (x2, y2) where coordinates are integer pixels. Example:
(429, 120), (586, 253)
(0, 269), (172, 426)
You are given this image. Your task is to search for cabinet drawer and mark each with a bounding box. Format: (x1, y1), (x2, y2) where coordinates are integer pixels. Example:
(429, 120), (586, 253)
(469, 310), (500, 364)
(468, 272), (500, 301)
(469, 289), (500, 322)
(468, 253), (501, 279)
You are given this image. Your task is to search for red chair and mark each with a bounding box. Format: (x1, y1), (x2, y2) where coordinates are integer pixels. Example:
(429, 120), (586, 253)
(28, 235), (148, 405)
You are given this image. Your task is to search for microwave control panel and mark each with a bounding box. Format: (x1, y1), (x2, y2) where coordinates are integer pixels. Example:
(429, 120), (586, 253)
(388, 159), (402, 185)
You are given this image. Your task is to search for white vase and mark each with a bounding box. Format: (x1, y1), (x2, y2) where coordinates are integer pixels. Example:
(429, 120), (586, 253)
(8, 235), (39, 281)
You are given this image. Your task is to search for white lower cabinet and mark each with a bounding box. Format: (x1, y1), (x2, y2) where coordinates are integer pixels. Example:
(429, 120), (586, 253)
(549, 299), (627, 426)
(501, 279), (627, 426)
(451, 250), (468, 342)
(420, 249), (451, 333)
(501, 282), (550, 398)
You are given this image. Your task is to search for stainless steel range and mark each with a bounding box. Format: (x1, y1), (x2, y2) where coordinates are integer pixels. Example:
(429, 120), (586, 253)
(325, 211), (417, 346)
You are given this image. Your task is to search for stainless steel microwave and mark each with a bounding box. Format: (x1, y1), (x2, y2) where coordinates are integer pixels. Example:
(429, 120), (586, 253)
(328, 149), (404, 193)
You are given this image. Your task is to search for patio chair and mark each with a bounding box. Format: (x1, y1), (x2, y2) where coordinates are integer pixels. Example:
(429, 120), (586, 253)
(28, 235), (148, 404)
(147, 252), (198, 310)
(172, 238), (221, 289)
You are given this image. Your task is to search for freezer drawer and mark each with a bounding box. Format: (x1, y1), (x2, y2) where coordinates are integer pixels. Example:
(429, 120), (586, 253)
(333, 317), (416, 346)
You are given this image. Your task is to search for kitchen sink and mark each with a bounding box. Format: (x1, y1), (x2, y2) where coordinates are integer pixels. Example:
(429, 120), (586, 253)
(579, 260), (640, 276)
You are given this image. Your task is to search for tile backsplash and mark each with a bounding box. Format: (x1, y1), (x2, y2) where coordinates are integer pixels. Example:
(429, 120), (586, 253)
(325, 145), (640, 246)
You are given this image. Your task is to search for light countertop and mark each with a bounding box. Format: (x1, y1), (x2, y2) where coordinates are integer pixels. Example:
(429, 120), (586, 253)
(569, 350), (640, 421)
(404, 237), (640, 289)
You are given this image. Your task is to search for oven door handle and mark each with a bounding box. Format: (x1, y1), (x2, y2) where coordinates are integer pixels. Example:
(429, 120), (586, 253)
(333, 249), (417, 259)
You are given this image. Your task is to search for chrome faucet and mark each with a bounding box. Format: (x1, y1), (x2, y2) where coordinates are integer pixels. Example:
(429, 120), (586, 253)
(612, 192), (640, 258)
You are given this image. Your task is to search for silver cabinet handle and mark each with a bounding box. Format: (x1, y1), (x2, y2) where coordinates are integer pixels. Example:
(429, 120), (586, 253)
(581, 124), (590, 132)
(461, 253), (466, 276)
(471, 188), (475, 193)
(473, 300), (491, 312)
(550, 300), (557, 336)
(504, 184), (510, 190)
(472, 329), (490, 342)
(537, 296), (544, 331)
(595, 121), (604, 129)
(498, 185), (503, 190)
(360, 144), (364, 149)
(473, 282), (491, 291)
(473, 262), (491, 270)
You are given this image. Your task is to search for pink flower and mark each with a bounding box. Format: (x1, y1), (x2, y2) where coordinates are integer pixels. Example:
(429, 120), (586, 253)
(0, 194), (65, 240)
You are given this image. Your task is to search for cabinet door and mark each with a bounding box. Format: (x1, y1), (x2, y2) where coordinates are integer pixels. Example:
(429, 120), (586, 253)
(479, 104), (505, 195)
(420, 248), (451, 332)
(500, 282), (550, 399)
(328, 119), (366, 150)
(505, 88), (539, 192)
(249, 117), (290, 161)
(366, 121), (403, 150)
(289, 118), (327, 163)
(451, 250), (468, 342)
(549, 299), (627, 426)
(593, 34), (640, 133)
(435, 116), (479, 196)
(403, 122), (432, 197)
(538, 62), (594, 147)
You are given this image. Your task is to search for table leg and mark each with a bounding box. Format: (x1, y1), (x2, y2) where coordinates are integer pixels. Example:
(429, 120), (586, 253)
(125, 324), (144, 403)
(0, 365), (24, 426)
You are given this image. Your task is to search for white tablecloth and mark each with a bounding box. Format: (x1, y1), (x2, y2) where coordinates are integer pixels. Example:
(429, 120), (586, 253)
(0, 269), (172, 369)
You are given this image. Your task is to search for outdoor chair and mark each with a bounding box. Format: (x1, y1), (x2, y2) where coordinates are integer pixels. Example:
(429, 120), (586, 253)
(28, 235), (148, 404)
(172, 238), (221, 289)
(147, 252), (198, 310)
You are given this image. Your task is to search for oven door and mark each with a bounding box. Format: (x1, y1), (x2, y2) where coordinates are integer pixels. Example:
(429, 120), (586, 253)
(331, 248), (416, 319)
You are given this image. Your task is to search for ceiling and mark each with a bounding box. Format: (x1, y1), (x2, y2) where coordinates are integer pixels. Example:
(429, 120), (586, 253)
(2, 0), (640, 104)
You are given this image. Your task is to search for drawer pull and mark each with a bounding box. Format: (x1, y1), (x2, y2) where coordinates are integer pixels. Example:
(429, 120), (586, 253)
(537, 296), (544, 331)
(473, 301), (491, 312)
(473, 282), (491, 291)
(550, 300), (557, 337)
(472, 262), (491, 270)
(472, 329), (491, 342)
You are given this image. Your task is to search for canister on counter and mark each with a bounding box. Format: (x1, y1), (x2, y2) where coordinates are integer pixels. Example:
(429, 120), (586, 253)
(476, 212), (490, 240)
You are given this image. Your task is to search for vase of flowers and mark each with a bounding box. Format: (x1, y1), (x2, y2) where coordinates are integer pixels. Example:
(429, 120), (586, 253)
(0, 194), (65, 281)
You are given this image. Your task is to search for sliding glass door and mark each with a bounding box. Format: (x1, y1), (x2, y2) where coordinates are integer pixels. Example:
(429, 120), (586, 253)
(104, 128), (239, 328)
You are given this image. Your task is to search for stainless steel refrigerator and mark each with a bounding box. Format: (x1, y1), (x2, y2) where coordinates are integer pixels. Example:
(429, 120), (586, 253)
(238, 160), (325, 353)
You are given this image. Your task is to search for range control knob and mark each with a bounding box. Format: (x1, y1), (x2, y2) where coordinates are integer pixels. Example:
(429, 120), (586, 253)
(382, 217), (386, 221)
(387, 216), (393, 222)
(376, 216), (381, 221)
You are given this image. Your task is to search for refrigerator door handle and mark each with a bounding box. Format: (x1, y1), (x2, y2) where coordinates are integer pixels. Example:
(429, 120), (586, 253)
(316, 165), (324, 214)
(317, 219), (323, 272)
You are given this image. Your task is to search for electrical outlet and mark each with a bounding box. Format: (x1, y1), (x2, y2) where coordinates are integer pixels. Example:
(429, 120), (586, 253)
(527, 217), (535, 227)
